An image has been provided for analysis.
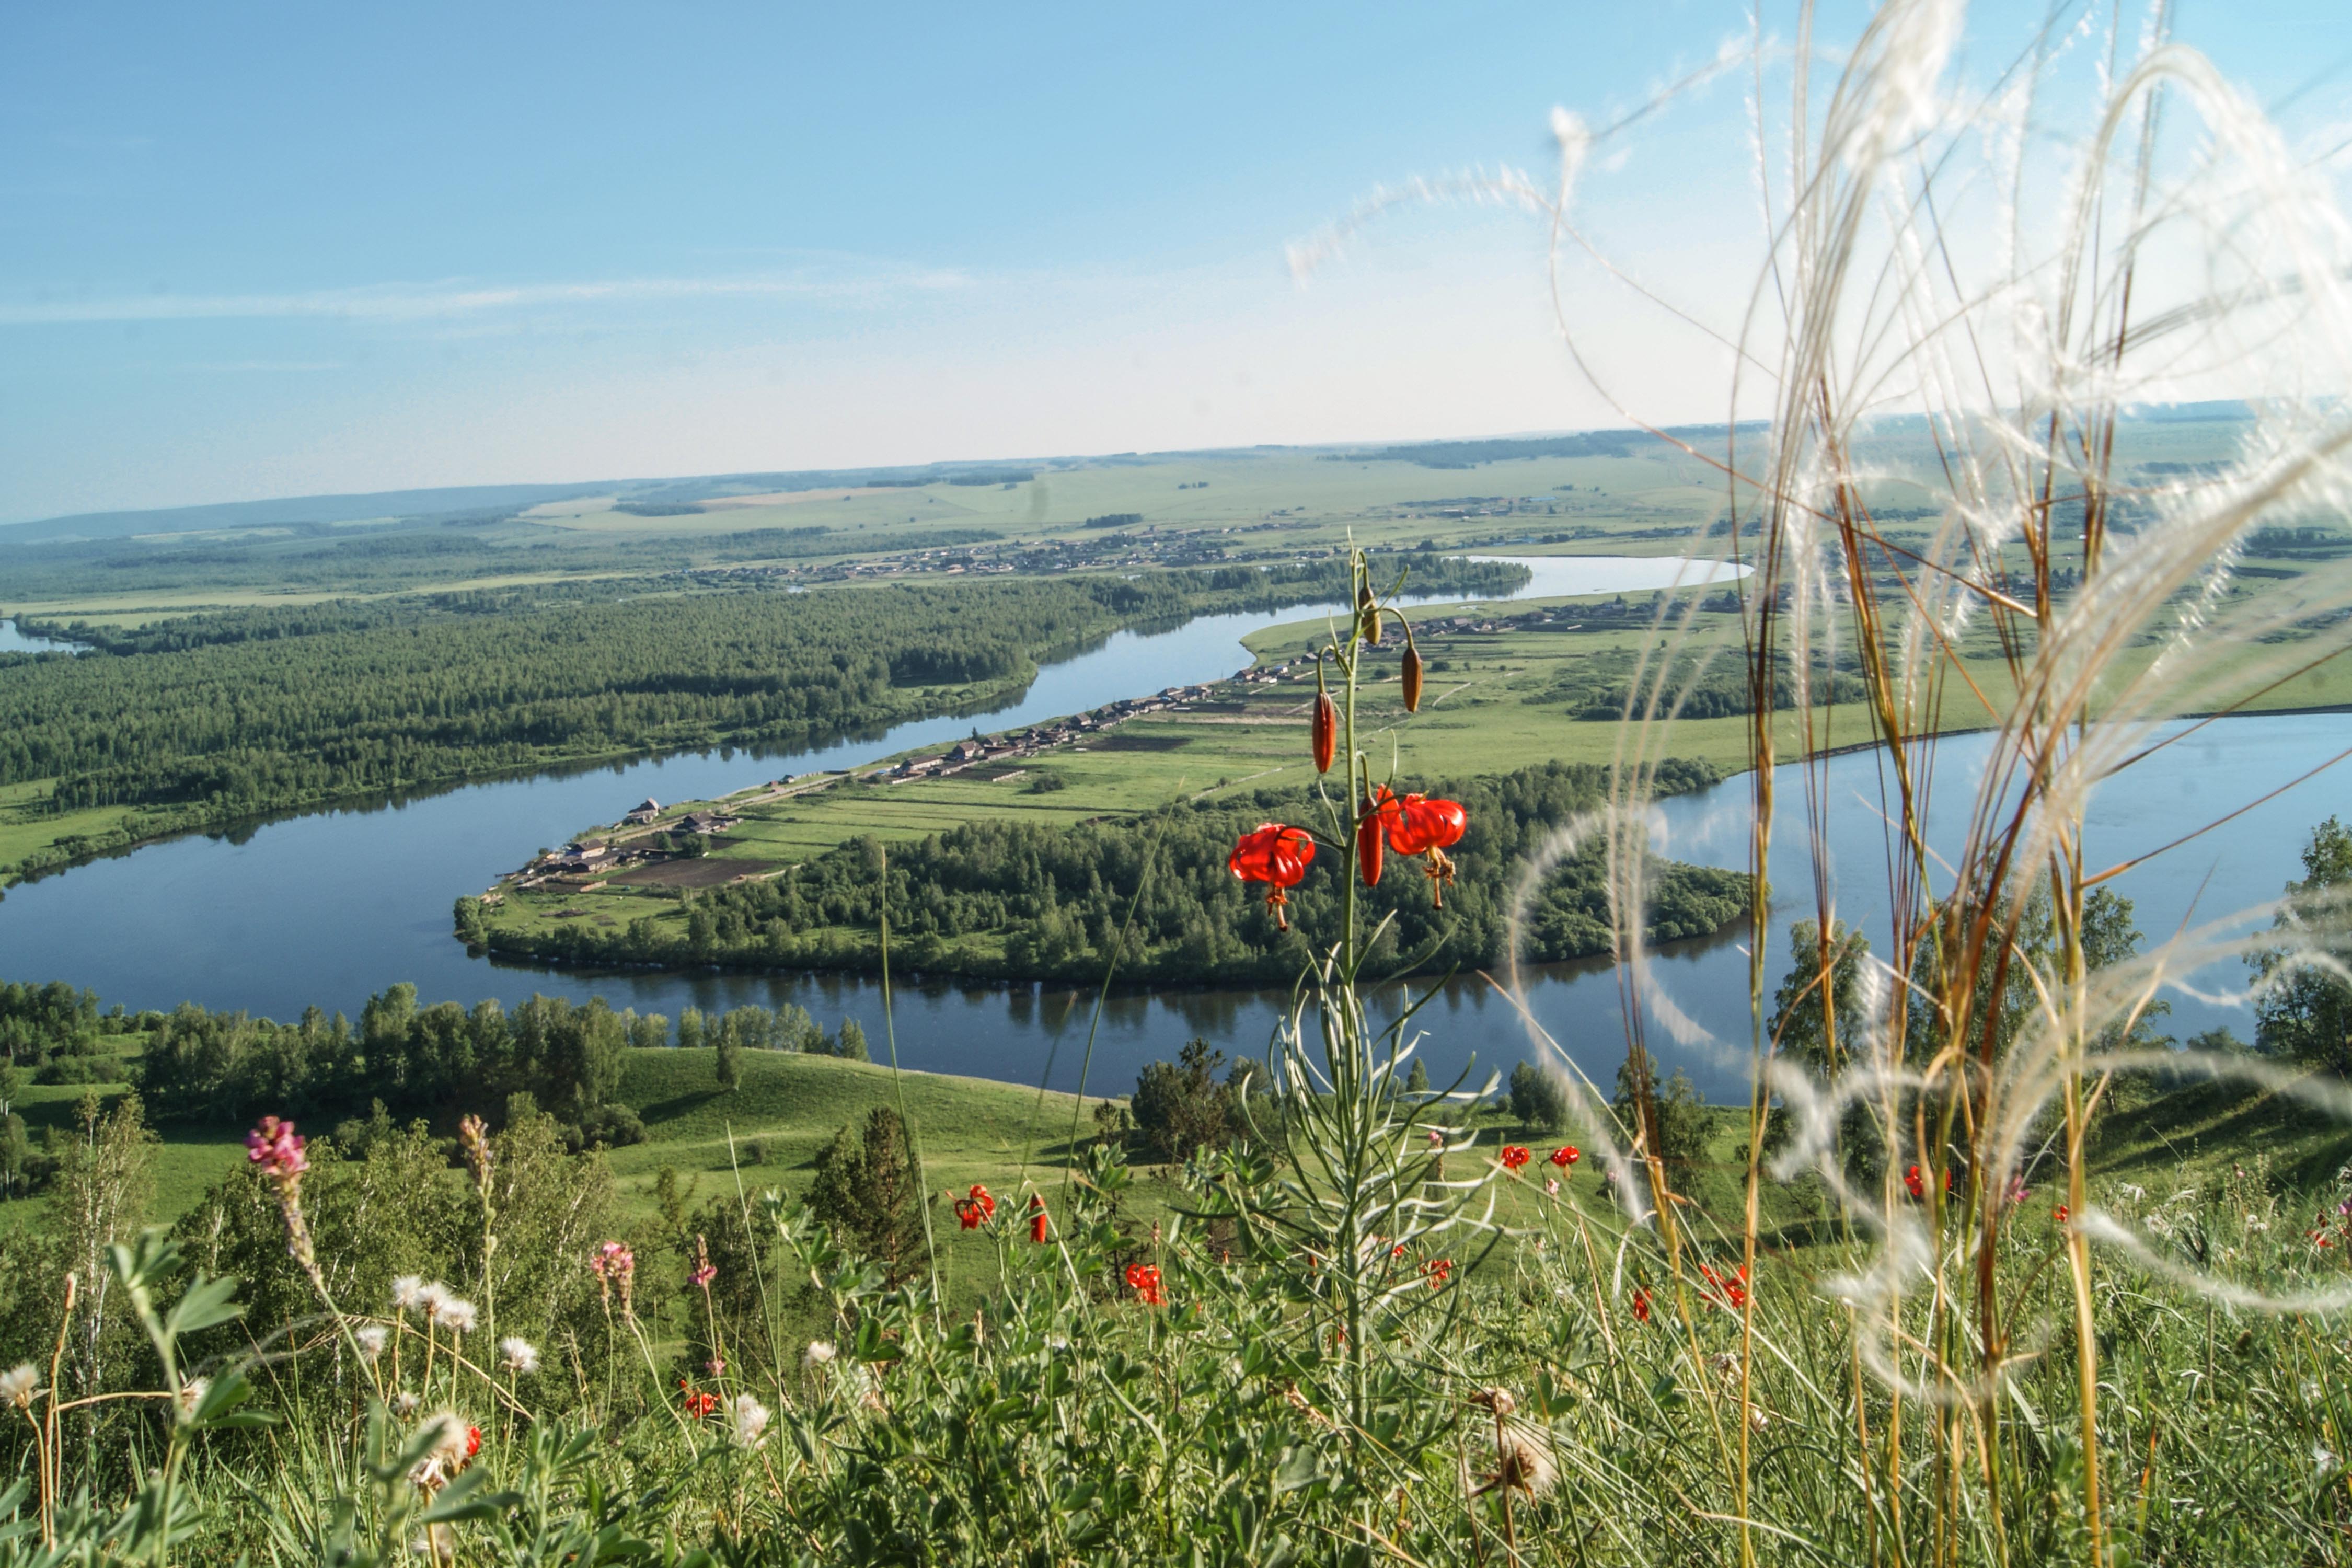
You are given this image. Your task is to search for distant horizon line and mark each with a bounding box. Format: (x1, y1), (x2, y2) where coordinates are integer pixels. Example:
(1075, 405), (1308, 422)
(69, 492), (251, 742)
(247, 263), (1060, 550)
(0, 399), (2257, 537)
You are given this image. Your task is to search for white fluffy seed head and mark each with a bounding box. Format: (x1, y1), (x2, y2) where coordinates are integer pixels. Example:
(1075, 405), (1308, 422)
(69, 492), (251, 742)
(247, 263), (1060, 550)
(729, 1394), (772, 1447)
(0, 1364), (39, 1410)
(498, 1336), (538, 1375)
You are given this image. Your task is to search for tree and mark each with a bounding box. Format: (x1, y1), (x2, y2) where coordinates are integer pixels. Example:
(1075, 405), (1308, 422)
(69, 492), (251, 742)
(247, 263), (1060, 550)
(2252, 816), (2352, 1070)
(49, 1090), (158, 1403)
(715, 1030), (741, 1092)
(806, 1106), (927, 1281)
(452, 895), (487, 946)
(676, 1007), (707, 1052)
(1507, 1060), (1567, 1132)
(1404, 1058), (1429, 1096)
(1130, 1038), (1232, 1163)
(1761, 919), (1877, 1172)
(627, 1011), (670, 1051)
(1767, 920), (1872, 1073)
(1612, 1054), (1708, 1169)
(834, 1018), (869, 1062)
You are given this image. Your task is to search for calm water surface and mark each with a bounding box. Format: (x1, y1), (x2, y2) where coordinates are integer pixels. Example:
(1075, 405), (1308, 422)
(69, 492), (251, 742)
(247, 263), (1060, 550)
(0, 558), (2332, 1104)
(0, 619), (85, 655)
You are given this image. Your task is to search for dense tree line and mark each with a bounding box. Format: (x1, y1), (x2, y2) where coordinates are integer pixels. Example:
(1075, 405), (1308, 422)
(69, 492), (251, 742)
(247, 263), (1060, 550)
(4, 579), (1144, 820)
(488, 758), (1750, 983)
(1532, 648), (1869, 720)
(0, 515), (1003, 599)
(133, 984), (639, 1137)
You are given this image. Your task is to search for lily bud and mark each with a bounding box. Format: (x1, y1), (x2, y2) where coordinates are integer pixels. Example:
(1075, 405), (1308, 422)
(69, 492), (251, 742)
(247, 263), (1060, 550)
(1312, 665), (1336, 774)
(1401, 635), (1424, 713)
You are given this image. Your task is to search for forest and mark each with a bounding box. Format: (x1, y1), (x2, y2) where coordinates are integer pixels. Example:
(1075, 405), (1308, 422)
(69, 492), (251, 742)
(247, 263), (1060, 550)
(478, 758), (1750, 983)
(0, 555), (1527, 878)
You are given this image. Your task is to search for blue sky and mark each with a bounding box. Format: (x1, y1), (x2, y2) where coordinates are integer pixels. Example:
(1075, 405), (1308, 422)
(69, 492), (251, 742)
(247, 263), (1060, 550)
(3, 1), (2347, 523)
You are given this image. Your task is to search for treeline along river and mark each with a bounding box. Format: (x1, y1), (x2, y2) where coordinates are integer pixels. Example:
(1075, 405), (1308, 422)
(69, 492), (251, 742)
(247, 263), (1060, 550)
(0, 556), (2335, 1105)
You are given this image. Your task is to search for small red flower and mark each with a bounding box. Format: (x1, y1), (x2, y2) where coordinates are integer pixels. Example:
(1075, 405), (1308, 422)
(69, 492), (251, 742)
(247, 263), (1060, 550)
(465, 1425), (482, 1458)
(1028, 1193), (1049, 1244)
(1500, 1145), (1531, 1172)
(677, 1380), (721, 1419)
(1391, 1241), (1406, 1260)
(1904, 1165), (1926, 1202)
(1700, 1263), (1749, 1310)
(1631, 1287), (1651, 1323)
(2054, 1203), (2070, 1225)
(1550, 1146), (1579, 1170)
(1125, 1263), (1165, 1307)
(956, 1183), (998, 1229)
(1229, 823), (1318, 929)
(1423, 1258), (1453, 1290)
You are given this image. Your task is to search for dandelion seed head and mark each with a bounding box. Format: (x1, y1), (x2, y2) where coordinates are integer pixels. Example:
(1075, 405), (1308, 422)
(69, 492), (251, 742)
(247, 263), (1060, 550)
(356, 1325), (388, 1360)
(802, 1340), (837, 1368)
(0, 1364), (39, 1409)
(498, 1337), (538, 1375)
(728, 1394), (772, 1448)
(175, 1377), (209, 1423)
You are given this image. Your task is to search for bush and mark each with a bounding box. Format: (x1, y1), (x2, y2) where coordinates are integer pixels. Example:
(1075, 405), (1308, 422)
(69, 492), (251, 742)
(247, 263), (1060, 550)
(1025, 771), (1067, 794)
(574, 1102), (645, 1150)
(37, 1053), (120, 1086)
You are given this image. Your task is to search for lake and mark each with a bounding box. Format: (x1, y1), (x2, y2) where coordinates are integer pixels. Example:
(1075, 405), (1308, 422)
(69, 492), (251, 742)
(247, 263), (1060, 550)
(0, 558), (2335, 1107)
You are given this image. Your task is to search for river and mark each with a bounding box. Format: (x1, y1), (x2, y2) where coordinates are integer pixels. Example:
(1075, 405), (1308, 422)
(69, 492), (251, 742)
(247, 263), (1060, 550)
(0, 560), (2337, 1106)
(0, 619), (85, 655)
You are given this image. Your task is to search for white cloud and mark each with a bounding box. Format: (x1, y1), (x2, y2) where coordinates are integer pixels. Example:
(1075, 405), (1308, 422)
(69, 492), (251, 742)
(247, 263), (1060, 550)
(0, 262), (973, 326)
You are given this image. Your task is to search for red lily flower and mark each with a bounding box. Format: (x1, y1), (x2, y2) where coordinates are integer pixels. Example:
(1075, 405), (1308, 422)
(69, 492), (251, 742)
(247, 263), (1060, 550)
(1229, 823), (1317, 929)
(1500, 1145), (1530, 1172)
(1550, 1146), (1579, 1170)
(1125, 1263), (1165, 1307)
(1384, 794), (1468, 906)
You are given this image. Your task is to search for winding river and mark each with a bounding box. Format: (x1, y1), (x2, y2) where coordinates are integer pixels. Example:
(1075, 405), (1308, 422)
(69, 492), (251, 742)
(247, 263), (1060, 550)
(0, 560), (2337, 1105)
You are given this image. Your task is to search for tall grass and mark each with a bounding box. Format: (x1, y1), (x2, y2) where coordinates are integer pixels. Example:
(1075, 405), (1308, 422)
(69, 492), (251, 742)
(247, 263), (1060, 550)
(1475, 1), (2352, 1561)
(8, 3), (2352, 1563)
